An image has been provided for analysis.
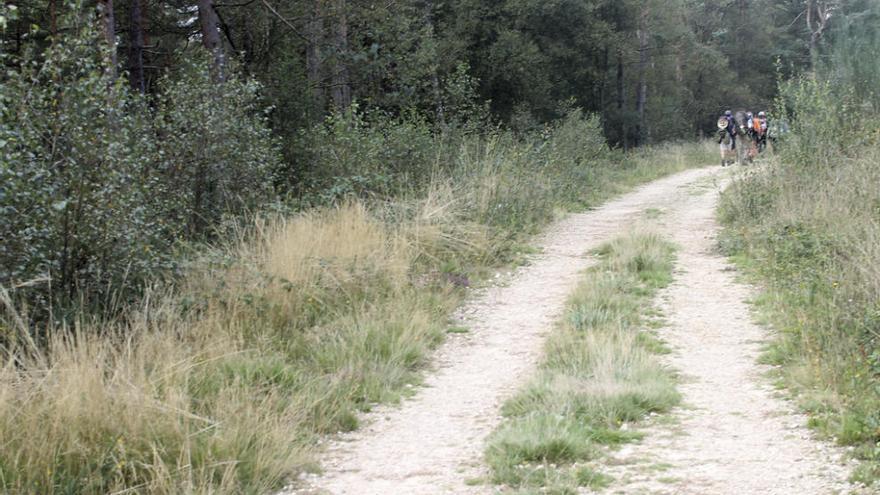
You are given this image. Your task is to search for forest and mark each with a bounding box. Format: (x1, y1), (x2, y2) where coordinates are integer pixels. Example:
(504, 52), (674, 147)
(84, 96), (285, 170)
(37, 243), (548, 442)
(2, 0), (879, 493)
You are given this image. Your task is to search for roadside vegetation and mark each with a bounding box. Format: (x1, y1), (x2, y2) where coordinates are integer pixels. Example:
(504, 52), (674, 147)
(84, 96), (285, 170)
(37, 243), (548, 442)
(484, 231), (679, 493)
(718, 4), (880, 485)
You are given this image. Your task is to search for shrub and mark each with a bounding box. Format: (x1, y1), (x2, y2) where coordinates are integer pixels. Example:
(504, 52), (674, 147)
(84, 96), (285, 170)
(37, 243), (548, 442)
(0, 19), (164, 312)
(0, 12), (280, 314)
(295, 107), (441, 200)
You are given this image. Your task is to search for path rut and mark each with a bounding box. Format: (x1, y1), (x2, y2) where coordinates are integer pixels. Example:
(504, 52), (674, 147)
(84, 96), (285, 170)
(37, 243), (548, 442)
(601, 168), (859, 494)
(290, 165), (857, 495)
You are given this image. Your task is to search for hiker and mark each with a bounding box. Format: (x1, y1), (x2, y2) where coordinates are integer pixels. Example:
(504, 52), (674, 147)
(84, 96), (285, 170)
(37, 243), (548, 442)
(717, 110), (737, 166)
(721, 110), (736, 147)
(740, 111), (760, 162)
(753, 111), (769, 152)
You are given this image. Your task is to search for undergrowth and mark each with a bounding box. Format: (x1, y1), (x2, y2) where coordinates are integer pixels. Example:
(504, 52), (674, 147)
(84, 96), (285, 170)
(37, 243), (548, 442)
(484, 231), (679, 494)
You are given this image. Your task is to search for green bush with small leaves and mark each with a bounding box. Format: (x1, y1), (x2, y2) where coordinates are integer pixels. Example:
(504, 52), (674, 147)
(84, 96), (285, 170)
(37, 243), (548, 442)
(0, 10), (279, 315)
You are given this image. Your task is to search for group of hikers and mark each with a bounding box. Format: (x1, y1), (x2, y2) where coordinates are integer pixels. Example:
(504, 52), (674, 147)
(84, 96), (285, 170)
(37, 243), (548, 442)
(717, 109), (769, 166)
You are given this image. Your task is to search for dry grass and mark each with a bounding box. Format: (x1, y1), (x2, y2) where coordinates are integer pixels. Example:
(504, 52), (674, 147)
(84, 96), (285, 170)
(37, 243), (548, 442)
(0, 201), (468, 494)
(0, 317), (307, 494)
(261, 203), (409, 286)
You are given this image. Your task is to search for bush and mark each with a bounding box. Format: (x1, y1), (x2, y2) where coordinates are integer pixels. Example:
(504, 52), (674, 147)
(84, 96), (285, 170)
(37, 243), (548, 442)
(295, 107), (441, 200)
(296, 107), (616, 231)
(0, 13), (280, 314)
(1, 21), (164, 312)
(152, 58), (280, 236)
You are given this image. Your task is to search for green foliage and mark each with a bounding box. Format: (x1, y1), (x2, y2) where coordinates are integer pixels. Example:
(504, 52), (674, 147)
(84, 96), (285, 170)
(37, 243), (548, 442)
(151, 57), (280, 234)
(485, 231), (679, 492)
(773, 78), (864, 167)
(1, 17), (166, 308)
(825, 1), (880, 112)
(294, 108), (715, 243)
(295, 106), (440, 199)
(0, 12), (280, 312)
(2, 0), (834, 153)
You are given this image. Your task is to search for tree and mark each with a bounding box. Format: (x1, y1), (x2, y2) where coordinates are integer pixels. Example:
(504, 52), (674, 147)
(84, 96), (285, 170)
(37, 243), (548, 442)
(635, 5), (650, 146)
(306, 1), (325, 111)
(330, 0), (351, 110)
(806, 0), (837, 70)
(127, 0), (146, 93)
(197, 0), (225, 80)
(97, 0), (117, 77)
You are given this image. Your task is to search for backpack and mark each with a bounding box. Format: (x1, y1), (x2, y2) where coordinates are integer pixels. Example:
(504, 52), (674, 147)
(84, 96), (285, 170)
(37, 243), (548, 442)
(753, 118), (765, 136)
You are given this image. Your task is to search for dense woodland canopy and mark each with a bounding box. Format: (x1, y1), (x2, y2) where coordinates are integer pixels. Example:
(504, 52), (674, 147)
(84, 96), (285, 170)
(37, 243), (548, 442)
(0, 0), (870, 306)
(4, 0), (845, 141)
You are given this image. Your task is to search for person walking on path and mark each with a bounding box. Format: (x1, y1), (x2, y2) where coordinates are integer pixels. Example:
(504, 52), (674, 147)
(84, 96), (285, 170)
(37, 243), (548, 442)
(718, 110), (737, 166)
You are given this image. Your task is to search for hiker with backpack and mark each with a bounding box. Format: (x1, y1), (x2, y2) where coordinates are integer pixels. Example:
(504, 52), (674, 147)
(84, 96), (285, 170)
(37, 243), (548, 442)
(753, 111), (769, 152)
(737, 110), (761, 162)
(717, 110), (737, 166)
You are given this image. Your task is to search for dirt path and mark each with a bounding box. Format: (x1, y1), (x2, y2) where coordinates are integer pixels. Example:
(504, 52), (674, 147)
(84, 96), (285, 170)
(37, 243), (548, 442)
(289, 166), (856, 495)
(601, 168), (859, 494)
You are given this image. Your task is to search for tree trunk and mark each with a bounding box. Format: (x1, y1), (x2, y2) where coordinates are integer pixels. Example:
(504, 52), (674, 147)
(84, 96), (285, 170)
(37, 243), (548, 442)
(128, 0), (146, 93)
(695, 70), (705, 137)
(600, 45), (609, 112)
(430, 61), (443, 124)
(197, 0), (225, 81)
(50, 0), (57, 38)
(422, 0), (444, 124)
(331, 0), (351, 111)
(635, 9), (649, 147)
(736, 0), (746, 80)
(306, 0), (325, 115)
(616, 46), (627, 151)
(809, 35), (820, 72)
(97, 0), (117, 78)
(806, 0), (835, 72)
(806, 0), (816, 70)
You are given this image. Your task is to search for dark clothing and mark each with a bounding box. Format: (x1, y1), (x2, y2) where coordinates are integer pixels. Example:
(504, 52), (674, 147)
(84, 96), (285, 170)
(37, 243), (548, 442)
(719, 116), (737, 149)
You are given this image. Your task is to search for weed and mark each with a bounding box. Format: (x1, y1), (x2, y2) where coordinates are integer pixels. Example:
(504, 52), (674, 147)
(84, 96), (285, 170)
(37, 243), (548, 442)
(644, 207), (665, 219)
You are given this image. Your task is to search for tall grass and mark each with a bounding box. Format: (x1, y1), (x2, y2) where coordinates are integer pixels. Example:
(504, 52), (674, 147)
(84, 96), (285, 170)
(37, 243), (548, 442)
(0, 201), (465, 494)
(719, 74), (880, 484)
(0, 112), (710, 493)
(484, 231), (679, 493)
